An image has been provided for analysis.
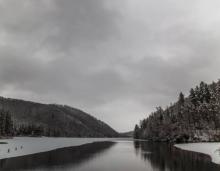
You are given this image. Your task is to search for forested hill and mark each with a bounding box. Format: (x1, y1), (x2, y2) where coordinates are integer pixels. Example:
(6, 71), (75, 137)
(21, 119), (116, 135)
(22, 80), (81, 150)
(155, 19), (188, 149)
(134, 80), (220, 142)
(0, 97), (118, 137)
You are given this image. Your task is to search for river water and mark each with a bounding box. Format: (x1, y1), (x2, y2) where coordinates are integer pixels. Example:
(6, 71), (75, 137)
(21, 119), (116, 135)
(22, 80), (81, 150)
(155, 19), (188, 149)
(0, 140), (219, 171)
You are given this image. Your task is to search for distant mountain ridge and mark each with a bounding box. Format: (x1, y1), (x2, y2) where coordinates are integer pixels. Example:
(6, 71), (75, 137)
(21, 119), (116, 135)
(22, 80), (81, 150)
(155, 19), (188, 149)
(0, 96), (118, 137)
(120, 131), (133, 137)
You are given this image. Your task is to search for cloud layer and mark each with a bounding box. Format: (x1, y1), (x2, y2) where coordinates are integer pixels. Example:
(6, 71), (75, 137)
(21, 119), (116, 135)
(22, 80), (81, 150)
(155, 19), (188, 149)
(0, 0), (220, 131)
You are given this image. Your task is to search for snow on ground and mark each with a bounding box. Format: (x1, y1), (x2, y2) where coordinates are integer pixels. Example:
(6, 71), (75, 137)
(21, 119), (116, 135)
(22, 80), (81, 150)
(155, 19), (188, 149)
(175, 143), (220, 164)
(0, 137), (119, 160)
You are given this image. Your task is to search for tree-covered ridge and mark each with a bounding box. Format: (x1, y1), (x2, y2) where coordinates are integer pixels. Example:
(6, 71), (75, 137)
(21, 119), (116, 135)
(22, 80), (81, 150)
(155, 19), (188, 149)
(0, 97), (118, 138)
(134, 80), (220, 142)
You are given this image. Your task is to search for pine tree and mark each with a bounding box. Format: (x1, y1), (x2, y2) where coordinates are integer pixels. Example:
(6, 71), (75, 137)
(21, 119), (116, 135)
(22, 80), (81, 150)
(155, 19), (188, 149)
(178, 92), (185, 105)
(5, 112), (13, 135)
(134, 124), (140, 139)
(0, 110), (6, 136)
(195, 86), (201, 103)
(200, 81), (206, 103)
(189, 88), (197, 106)
(203, 84), (211, 103)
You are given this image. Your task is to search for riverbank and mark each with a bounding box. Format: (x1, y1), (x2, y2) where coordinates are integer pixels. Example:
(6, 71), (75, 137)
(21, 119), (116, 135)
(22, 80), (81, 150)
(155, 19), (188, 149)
(0, 137), (120, 160)
(175, 143), (220, 164)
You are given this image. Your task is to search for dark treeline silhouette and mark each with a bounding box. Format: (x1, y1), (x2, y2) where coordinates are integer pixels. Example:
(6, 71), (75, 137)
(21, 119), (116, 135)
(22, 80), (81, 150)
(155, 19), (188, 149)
(134, 80), (220, 142)
(0, 109), (45, 137)
(14, 124), (44, 137)
(0, 97), (118, 138)
(0, 109), (13, 137)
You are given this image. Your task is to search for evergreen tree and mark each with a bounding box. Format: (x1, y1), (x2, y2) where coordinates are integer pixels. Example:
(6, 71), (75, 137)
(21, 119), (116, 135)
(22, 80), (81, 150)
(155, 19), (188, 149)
(189, 88), (197, 106)
(134, 124), (140, 139)
(195, 86), (201, 103)
(203, 84), (211, 103)
(5, 111), (13, 135)
(177, 92), (185, 121)
(0, 111), (6, 136)
(178, 92), (185, 105)
(0, 110), (13, 136)
(200, 81), (206, 103)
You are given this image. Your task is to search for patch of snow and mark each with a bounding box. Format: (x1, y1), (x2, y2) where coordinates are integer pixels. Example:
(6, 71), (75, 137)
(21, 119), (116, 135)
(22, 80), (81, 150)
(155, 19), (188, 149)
(175, 143), (220, 164)
(0, 137), (123, 160)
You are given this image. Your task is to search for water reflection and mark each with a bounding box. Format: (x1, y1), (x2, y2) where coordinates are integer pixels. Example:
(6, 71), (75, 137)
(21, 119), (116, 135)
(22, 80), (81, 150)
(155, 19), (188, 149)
(134, 141), (220, 171)
(0, 141), (115, 171)
(0, 140), (219, 171)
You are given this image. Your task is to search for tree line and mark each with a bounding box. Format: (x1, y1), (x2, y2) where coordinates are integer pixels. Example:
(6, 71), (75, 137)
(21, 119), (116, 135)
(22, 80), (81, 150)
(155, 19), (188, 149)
(0, 109), (13, 137)
(134, 80), (220, 142)
(0, 108), (87, 138)
(0, 109), (47, 137)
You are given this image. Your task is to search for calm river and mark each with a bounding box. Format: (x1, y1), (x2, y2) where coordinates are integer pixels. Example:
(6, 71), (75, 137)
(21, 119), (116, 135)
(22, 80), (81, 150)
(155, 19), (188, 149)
(0, 140), (219, 171)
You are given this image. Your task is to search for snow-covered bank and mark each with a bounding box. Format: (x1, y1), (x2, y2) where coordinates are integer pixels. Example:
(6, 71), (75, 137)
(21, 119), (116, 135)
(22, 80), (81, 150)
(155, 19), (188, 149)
(175, 143), (220, 164)
(0, 137), (123, 160)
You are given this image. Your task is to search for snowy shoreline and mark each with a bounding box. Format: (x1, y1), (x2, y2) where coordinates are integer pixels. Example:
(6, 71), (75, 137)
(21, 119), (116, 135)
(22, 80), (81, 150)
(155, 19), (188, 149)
(175, 143), (220, 164)
(0, 137), (124, 160)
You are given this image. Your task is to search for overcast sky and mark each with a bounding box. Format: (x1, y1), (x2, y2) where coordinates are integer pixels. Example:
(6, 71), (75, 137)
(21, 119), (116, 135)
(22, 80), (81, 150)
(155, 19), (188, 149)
(0, 0), (220, 132)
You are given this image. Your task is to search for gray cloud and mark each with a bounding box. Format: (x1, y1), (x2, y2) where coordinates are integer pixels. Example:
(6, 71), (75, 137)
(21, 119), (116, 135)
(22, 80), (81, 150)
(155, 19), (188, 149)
(0, 0), (220, 131)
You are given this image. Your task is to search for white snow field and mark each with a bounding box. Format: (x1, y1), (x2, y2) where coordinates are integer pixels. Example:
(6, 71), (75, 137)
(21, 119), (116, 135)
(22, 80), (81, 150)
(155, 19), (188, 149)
(0, 137), (119, 160)
(175, 143), (220, 164)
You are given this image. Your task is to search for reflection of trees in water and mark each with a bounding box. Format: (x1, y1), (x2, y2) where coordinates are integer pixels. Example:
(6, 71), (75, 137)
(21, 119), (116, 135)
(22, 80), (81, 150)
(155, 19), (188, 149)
(0, 141), (115, 171)
(133, 141), (220, 171)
